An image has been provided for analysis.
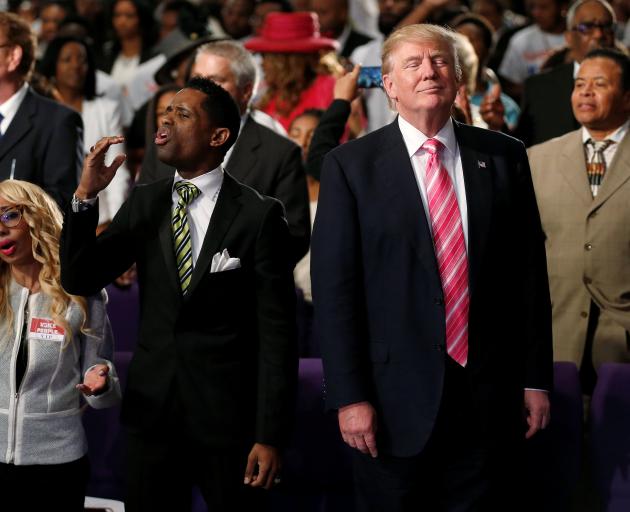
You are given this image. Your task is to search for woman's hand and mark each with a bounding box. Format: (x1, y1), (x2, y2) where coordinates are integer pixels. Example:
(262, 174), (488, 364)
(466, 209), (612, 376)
(76, 364), (109, 396)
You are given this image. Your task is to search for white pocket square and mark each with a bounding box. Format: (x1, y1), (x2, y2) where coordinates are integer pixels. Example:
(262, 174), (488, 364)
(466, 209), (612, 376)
(210, 249), (241, 273)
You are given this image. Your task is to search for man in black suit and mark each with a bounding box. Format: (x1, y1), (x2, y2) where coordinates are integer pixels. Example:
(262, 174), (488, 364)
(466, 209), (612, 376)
(312, 24), (553, 511)
(516, 0), (617, 146)
(310, 0), (373, 58)
(0, 12), (82, 208)
(139, 40), (310, 263)
(60, 77), (297, 511)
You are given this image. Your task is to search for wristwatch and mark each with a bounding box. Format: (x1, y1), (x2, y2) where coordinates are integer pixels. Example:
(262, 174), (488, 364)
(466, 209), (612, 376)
(71, 194), (97, 212)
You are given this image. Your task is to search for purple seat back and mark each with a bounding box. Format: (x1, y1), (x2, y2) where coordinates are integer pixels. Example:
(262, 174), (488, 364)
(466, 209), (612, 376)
(270, 358), (354, 511)
(524, 361), (583, 509)
(106, 283), (140, 352)
(591, 363), (630, 512)
(83, 351), (133, 500)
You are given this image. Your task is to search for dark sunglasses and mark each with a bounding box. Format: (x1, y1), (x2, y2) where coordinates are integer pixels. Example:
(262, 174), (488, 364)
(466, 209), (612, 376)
(572, 21), (614, 35)
(0, 207), (23, 228)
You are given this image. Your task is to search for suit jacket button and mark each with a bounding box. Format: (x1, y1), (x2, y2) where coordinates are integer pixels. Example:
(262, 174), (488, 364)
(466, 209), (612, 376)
(584, 276), (592, 285)
(580, 311), (588, 318)
(584, 243), (593, 251)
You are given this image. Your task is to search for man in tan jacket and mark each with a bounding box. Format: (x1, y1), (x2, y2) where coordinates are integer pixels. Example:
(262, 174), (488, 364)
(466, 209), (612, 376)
(528, 48), (630, 392)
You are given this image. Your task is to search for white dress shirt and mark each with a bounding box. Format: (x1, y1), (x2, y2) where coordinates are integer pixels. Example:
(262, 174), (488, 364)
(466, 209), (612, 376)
(398, 115), (469, 250)
(581, 119), (630, 168)
(172, 167), (224, 266)
(0, 82), (29, 136)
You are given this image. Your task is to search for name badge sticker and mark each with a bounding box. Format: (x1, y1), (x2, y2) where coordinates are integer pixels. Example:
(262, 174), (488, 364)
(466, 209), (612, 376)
(29, 318), (66, 342)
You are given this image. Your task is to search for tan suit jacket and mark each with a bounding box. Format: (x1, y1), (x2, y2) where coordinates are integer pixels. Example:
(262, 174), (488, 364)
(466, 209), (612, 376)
(528, 128), (630, 367)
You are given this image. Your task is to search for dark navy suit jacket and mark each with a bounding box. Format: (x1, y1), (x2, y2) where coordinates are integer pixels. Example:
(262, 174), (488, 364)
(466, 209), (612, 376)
(311, 119), (553, 457)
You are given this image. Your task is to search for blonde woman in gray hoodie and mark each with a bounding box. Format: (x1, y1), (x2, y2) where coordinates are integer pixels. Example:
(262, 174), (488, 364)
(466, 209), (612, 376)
(0, 180), (120, 510)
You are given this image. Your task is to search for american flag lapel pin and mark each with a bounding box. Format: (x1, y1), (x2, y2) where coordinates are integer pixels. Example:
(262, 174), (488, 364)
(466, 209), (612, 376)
(478, 160), (486, 168)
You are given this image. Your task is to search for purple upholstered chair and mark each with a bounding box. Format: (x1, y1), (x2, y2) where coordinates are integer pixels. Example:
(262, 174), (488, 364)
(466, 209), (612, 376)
(523, 361), (583, 511)
(106, 282), (140, 352)
(84, 351), (133, 500)
(271, 358), (354, 512)
(590, 363), (630, 512)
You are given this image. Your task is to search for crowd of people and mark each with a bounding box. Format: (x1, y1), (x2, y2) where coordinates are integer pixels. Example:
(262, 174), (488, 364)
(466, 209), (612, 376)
(0, 0), (629, 510)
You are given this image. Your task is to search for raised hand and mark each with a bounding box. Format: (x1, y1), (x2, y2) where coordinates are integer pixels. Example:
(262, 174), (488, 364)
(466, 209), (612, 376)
(479, 83), (506, 131)
(76, 135), (126, 199)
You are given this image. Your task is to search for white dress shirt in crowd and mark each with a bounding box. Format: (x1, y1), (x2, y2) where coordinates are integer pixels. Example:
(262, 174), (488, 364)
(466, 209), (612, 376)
(582, 119), (630, 168)
(350, 38), (396, 134)
(82, 97), (132, 225)
(0, 82), (29, 136)
(398, 115), (469, 249)
(172, 167), (224, 267)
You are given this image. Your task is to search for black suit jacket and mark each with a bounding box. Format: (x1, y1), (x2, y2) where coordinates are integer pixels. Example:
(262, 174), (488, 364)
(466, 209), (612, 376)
(60, 173), (298, 449)
(515, 63), (580, 147)
(341, 28), (373, 59)
(0, 88), (82, 208)
(139, 116), (310, 262)
(311, 120), (552, 457)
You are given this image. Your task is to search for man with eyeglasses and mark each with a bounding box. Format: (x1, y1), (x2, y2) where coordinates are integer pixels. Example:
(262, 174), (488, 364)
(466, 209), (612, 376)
(516, 0), (619, 146)
(0, 12), (82, 209)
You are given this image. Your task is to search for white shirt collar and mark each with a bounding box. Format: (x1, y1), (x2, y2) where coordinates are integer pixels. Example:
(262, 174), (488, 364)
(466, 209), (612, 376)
(581, 119), (630, 145)
(173, 165), (224, 203)
(398, 115), (457, 158)
(0, 82), (29, 130)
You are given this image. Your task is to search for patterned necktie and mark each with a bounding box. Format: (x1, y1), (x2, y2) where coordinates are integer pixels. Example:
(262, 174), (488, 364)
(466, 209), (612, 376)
(585, 138), (614, 197)
(172, 181), (201, 295)
(422, 138), (469, 367)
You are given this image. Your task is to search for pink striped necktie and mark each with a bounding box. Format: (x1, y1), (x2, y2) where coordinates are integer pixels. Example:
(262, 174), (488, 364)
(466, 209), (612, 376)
(422, 138), (469, 367)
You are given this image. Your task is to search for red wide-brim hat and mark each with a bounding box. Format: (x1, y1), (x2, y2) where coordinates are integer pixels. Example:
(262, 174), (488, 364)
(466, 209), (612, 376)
(244, 12), (339, 54)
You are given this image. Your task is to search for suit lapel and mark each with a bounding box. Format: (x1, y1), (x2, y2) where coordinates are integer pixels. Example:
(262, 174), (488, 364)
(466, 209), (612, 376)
(156, 178), (183, 296)
(453, 122), (492, 296)
(558, 132), (592, 206)
(590, 131), (630, 211)
(0, 89), (36, 163)
(185, 173), (242, 298)
(224, 116), (259, 182)
(375, 122), (440, 282)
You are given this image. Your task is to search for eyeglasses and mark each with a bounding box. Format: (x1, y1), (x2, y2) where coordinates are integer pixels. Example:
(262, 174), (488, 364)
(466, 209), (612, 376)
(0, 207), (23, 228)
(572, 22), (615, 35)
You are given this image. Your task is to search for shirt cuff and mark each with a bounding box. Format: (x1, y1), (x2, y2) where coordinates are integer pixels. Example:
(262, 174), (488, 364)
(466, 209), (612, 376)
(524, 388), (548, 393)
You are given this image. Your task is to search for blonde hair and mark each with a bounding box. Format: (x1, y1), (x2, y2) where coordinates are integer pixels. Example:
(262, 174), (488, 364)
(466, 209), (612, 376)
(0, 180), (88, 343)
(382, 23), (463, 82)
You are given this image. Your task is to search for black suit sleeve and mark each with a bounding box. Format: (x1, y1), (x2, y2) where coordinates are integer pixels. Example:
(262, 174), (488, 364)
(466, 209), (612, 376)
(513, 141), (553, 390)
(305, 99), (351, 181)
(311, 151), (371, 410)
(514, 80), (534, 147)
(254, 201), (299, 446)
(44, 109), (82, 209)
(60, 191), (137, 296)
(272, 143), (311, 264)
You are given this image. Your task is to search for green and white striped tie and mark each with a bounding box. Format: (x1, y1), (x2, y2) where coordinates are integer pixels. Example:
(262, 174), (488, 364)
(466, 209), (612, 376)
(172, 181), (201, 294)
